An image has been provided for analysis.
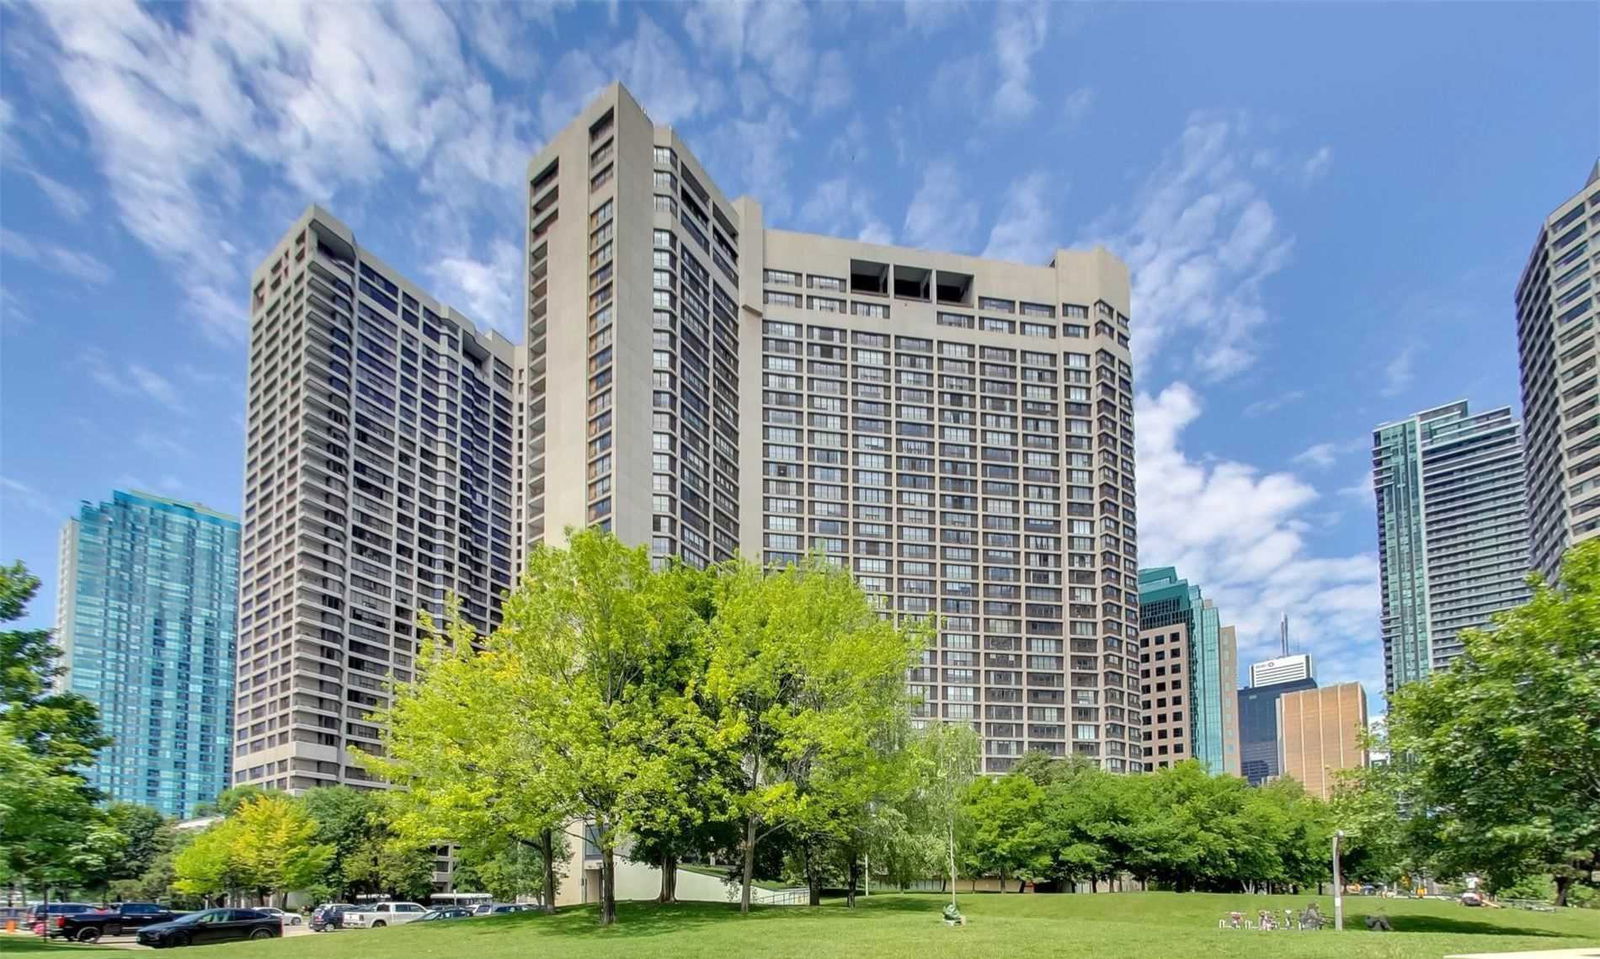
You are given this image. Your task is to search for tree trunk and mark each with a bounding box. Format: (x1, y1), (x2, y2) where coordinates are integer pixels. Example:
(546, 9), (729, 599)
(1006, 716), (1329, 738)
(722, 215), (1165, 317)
(999, 869), (1007, 893)
(740, 813), (757, 914)
(804, 842), (821, 906)
(659, 853), (678, 903)
(599, 844), (616, 926)
(1017, 877), (1026, 894)
(540, 829), (557, 913)
(1555, 875), (1572, 907)
(846, 857), (859, 908)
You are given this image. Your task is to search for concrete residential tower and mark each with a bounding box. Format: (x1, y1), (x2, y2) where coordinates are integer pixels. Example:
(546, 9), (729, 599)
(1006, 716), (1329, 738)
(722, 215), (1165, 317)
(1516, 161), (1600, 582)
(238, 82), (1141, 783)
(1372, 401), (1530, 692)
(57, 490), (240, 817)
(524, 84), (1141, 773)
(234, 208), (518, 791)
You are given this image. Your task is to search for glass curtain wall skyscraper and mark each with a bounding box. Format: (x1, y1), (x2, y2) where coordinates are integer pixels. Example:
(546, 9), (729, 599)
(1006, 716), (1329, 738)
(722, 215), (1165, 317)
(56, 490), (240, 817)
(1137, 567), (1238, 775)
(1372, 401), (1530, 693)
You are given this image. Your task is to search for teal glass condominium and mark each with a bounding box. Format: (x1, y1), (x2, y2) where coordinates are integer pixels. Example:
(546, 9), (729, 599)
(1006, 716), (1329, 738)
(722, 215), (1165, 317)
(1372, 402), (1530, 693)
(1137, 567), (1239, 775)
(56, 490), (241, 817)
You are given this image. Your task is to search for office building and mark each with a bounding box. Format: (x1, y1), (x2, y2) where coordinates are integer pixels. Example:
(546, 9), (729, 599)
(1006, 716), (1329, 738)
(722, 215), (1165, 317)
(239, 82), (1140, 783)
(1515, 161), (1600, 582)
(234, 208), (519, 791)
(1249, 653), (1312, 688)
(1237, 655), (1317, 787)
(1278, 682), (1368, 800)
(56, 490), (239, 817)
(1137, 567), (1238, 775)
(1372, 401), (1530, 692)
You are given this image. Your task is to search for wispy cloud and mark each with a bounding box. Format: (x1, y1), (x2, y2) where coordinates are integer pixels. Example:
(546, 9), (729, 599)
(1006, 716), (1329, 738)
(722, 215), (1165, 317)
(903, 160), (979, 253)
(429, 238), (521, 336)
(0, 475), (55, 516)
(1293, 438), (1366, 469)
(1085, 111), (1301, 381)
(1382, 346), (1415, 397)
(81, 349), (184, 411)
(0, 228), (110, 284)
(1243, 389), (1306, 417)
(981, 171), (1055, 264)
(991, 1), (1048, 122)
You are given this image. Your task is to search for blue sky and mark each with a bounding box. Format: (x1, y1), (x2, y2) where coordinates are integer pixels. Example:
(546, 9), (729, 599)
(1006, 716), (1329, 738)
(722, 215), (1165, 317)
(2, 1), (1595, 708)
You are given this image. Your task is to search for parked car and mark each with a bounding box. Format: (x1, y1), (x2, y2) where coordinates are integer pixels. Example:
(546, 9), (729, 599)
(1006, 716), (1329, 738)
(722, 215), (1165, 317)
(27, 902), (94, 933)
(1461, 891), (1485, 907)
(257, 907), (303, 926)
(340, 901), (427, 928)
(415, 907), (474, 921)
(135, 909), (281, 948)
(310, 902), (354, 932)
(51, 902), (179, 942)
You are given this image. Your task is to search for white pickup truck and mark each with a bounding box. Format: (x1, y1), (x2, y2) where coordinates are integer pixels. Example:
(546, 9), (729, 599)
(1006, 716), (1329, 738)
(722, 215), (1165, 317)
(339, 902), (427, 929)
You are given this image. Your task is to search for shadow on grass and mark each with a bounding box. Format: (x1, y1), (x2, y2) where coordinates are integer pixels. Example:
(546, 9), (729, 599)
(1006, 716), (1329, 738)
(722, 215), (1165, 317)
(457, 900), (868, 940)
(0, 937), (118, 953)
(1374, 913), (1567, 938)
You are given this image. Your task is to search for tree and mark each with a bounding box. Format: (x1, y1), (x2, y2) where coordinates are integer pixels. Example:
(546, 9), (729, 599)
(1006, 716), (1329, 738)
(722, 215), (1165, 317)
(905, 721), (979, 905)
(296, 787), (432, 902)
(173, 819), (245, 904)
(362, 600), (567, 915)
(0, 562), (110, 892)
(1385, 541), (1600, 905)
(965, 771), (1048, 892)
(704, 556), (922, 913)
(230, 795), (333, 906)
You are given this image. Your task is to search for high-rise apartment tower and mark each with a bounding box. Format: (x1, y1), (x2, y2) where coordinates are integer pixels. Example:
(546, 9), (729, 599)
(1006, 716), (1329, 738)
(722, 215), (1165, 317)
(239, 82), (1141, 782)
(1516, 161), (1600, 582)
(234, 208), (519, 790)
(1372, 401), (1530, 692)
(57, 490), (240, 816)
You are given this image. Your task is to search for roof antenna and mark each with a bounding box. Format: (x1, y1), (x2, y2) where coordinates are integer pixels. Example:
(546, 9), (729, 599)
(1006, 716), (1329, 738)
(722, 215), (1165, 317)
(1280, 613), (1289, 657)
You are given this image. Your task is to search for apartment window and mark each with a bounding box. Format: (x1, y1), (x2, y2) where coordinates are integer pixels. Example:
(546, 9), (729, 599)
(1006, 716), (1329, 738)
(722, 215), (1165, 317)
(852, 301), (889, 319)
(764, 269), (801, 286)
(981, 317), (1015, 334)
(765, 290), (801, 308)
(808, 296), (846, 313)
(938, 312), (974, 329)
(590, 164), (614, 192)
(808, 275), (845, 291)
(978, 296), (1015, 313)
(653, 145), (677, 167)
(1021, 322), (1055, 338)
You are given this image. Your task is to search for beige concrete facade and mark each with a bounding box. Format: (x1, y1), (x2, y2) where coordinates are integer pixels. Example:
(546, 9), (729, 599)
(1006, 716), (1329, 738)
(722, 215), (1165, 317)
(235, 206), (518, 791)
(1219, 624), (1240, 776)
(238, 82), (1141, 788)
(1277, 682), (1368, 799)
(1138, 621), (1191, 768)
(1517, 162), (1600, 582)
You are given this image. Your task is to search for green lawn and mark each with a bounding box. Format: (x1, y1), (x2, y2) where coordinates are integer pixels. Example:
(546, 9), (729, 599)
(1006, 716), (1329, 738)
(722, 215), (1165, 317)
(10, 893), (1600, 959)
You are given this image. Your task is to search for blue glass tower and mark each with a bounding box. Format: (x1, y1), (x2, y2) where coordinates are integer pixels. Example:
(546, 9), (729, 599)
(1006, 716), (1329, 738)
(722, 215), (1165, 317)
(1138, 567), (1238, 775)
(56, 490), (240, 817)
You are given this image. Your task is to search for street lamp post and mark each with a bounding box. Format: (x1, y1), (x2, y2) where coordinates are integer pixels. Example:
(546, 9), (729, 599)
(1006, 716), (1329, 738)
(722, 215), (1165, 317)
(1333, 830), (1345, 931)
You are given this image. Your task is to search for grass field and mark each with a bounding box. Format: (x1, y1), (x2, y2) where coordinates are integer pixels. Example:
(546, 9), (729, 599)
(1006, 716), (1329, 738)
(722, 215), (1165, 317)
(10, 893), (1600, 959)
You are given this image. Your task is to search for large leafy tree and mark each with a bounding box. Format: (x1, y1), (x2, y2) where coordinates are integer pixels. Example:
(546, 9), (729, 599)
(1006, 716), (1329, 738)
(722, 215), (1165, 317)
(704, 556), (921, 913)
(964, 770), (1048, 892)
(1385, 540), (1600, 905)
(0, 562), (110, 891)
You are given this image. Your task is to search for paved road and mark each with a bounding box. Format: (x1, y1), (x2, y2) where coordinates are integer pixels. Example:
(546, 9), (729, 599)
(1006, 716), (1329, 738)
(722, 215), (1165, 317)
(5, 924), (317, 950)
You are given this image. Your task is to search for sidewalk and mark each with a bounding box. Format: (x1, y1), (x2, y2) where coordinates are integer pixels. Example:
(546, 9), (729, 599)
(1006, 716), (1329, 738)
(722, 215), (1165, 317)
(1447, 949), (1600, 959)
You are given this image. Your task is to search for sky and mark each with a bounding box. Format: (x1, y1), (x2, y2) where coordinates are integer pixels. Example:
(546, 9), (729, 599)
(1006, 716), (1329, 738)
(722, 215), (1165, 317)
(1, 0), (1596, 710)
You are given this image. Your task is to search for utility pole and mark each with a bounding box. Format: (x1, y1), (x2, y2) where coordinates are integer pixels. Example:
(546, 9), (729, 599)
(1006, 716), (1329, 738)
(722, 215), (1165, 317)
(1333, 830), (1345, 931)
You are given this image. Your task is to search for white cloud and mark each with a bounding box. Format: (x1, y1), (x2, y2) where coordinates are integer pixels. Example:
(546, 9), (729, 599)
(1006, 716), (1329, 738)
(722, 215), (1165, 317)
(1137, 382), (1382, 696)
(0, 228), (111, 284)
(1382, 346), (1415, 397)
(26, 170), (91, 219)
(1302, 145), (1333, 181)
(29, 0), (542, 343)
(682, 0), (815, 108)
(981, 171), (1054, 264)
(0, 475), (54, 516)
(798, 177), (892, 245)
(1293, 438), (1365, 469)
(810, 50), (851, 114)
(1242, 389), (1306, 417)
(991, 1), (1048, 122)
(1059, 86), (1095, 126)
(429, 238), (521, 336)
(902, 161), (979, 253)
(81, 349), (184, 411)
(1087, 111), (1298, 381)
(702, 104), (798, 218)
